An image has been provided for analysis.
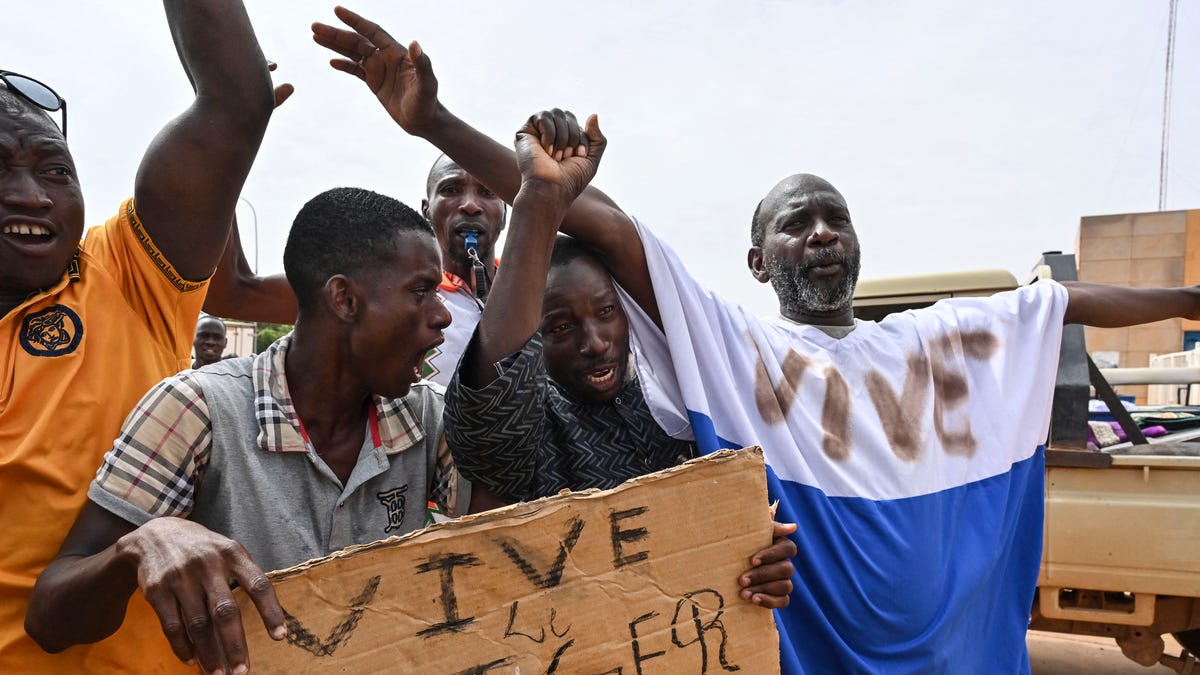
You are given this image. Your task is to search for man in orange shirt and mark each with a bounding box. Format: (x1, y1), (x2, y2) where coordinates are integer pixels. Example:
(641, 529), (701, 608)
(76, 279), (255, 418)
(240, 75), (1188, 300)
(0, 1), (275, 671)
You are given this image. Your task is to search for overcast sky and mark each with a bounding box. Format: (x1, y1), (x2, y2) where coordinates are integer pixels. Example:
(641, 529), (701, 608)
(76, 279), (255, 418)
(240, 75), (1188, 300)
(9, 1), (1197, 316)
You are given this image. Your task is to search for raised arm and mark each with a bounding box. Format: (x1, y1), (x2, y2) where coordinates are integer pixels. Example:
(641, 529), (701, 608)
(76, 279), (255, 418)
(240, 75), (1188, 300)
(1062, 281), (1200, 327)
(311, 8), (659, 325)
(135, 0), (275, 284)
(461, 113), (606, 387)
(203, 66), (298, 324)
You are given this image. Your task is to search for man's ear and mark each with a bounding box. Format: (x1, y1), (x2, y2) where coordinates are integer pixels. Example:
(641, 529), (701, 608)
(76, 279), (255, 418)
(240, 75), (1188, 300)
(323, 274), (359, 323)
(748, 246), (770, 284)
(421, 199), (431, 221)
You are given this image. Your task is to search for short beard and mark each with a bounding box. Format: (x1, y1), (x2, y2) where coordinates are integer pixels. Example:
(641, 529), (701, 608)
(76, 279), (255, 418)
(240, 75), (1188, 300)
(765, 247), (862, 318)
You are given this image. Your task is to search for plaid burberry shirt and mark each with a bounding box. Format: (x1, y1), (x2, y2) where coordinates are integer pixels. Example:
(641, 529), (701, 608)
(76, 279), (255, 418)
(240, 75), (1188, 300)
(93, 334), (461, 520)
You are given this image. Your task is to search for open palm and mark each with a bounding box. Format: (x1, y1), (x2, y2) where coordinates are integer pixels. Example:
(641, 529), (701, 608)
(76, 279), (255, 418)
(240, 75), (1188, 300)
(312, 7), (440, 135)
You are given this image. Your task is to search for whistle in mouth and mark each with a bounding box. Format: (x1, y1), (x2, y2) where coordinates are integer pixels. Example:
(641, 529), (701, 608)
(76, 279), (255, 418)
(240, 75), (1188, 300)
(464, 231), (479, 252)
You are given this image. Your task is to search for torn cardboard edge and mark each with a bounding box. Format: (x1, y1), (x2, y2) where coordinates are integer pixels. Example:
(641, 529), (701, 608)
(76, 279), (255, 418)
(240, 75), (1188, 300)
(237, 445), (781, 674)
(267, 446), (768, 580)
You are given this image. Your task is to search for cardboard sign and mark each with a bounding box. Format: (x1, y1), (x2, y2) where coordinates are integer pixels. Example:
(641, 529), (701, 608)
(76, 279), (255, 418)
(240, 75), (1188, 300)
(236, 447), (780, 674)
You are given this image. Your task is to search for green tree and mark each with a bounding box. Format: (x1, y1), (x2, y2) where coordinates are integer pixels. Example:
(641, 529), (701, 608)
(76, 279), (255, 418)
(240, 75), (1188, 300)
(255, 322), (292, 353)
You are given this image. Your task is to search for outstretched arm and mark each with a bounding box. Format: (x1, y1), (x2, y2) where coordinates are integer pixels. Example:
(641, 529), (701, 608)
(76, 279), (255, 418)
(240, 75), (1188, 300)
(1062, 282), (1200, 327)
(311, 8), (659, 325)
(462, 112), (607, 387)
(135, 0), (275, 284)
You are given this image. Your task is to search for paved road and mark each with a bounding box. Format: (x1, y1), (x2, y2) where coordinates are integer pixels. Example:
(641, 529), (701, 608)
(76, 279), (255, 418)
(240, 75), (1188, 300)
(1029, 631), (1190, 674)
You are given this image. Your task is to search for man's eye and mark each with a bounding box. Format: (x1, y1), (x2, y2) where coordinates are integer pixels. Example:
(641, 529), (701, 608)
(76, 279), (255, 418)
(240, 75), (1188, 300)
(598, 305), (614, 316)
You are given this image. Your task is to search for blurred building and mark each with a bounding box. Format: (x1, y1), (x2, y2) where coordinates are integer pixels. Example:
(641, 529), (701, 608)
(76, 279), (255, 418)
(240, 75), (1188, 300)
(225, 320), (256, 358)
(1076, 208), (1200, 403)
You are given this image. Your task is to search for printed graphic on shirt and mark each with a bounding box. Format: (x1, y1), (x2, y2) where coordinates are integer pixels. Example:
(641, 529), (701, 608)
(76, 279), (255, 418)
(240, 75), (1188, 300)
(377, 485), (409, 534)
(420, 345), (442, 381)
(19, 304), (83, 357)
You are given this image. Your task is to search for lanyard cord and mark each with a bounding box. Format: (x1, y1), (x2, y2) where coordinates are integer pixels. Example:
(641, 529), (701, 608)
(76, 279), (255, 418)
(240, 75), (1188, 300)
(464, 231), (490, 300)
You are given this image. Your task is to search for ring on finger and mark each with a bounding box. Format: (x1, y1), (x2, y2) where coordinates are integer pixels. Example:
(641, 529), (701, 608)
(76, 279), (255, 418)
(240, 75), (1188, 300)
(358, 47), (380, 67)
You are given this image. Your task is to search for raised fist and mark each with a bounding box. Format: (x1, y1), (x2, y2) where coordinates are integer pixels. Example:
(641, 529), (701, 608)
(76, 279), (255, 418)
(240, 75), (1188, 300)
(514, 108), (606, 200)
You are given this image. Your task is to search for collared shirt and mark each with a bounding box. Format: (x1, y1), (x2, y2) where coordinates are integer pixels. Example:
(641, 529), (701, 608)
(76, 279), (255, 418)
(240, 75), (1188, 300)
(0, 198), (206, 674)
(91, 334), (467, 572)
(444, 333), (696, 503)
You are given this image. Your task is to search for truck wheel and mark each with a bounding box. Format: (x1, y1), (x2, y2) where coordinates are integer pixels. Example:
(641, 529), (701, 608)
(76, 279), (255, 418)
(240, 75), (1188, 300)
(1175, 630), (1200, 655)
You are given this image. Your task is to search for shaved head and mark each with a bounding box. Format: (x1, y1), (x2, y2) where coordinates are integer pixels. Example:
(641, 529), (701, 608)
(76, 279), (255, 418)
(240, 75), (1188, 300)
(751, 174), (844, 247)
(425, 154), (455, 198)
(195, 315), (226, 335)
(748, 173), (861, 324)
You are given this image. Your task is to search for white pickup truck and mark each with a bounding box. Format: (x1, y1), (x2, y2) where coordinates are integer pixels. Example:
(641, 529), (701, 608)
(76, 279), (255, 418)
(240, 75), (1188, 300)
(853, 253), (1200, 673)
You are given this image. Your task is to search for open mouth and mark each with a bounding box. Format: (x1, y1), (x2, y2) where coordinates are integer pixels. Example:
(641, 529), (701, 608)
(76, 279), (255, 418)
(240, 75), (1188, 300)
(453, 224), (489, 242)
(1, 221), (57, 253)
(584, 366), (617, 385)
(2, 222), (54, 245)
(2, 223), (52, 237)
(413, 339), (445, 381)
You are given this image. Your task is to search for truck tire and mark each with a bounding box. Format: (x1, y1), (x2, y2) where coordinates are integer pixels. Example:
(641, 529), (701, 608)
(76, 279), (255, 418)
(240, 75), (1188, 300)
(1175, 630), (1200, 655)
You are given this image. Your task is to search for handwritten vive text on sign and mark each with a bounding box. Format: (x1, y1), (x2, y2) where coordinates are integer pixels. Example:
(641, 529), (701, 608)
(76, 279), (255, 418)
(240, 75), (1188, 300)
(235, 447), (779, 674)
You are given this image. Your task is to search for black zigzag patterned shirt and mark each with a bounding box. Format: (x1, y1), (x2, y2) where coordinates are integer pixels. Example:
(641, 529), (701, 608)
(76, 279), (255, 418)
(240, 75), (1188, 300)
(444, 333), (696, 503)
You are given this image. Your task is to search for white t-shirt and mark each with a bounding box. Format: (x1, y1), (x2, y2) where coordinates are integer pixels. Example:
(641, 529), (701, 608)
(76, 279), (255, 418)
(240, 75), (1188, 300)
(621, 216), (1069, 674)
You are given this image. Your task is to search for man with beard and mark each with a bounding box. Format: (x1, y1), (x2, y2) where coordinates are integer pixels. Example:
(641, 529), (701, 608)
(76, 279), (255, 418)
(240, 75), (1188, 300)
(191, 315), (228, 369)
(748, 174), (862, 328)
(312, 12), (1200, 672)
(27, 187), (470, 674)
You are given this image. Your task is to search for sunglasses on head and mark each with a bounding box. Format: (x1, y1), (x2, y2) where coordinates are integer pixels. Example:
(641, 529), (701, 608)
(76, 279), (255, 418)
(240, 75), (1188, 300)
(0, 70), (67, 138)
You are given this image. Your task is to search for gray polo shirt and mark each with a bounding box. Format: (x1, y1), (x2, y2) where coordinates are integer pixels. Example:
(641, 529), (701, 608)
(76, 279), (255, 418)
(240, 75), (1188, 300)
(91, 335), (469, 572)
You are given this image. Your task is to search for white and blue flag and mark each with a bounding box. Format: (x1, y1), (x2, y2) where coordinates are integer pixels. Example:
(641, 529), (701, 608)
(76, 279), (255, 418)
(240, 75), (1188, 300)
(623, 218), (1068, 674)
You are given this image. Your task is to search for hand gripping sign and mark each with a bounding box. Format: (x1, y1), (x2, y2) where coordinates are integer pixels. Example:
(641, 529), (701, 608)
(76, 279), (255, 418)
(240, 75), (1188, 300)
(235, 447), (780, 674)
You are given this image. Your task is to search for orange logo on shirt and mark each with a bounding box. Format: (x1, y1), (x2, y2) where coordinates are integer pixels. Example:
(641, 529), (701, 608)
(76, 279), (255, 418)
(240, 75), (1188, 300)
(20, 304), (83, 357)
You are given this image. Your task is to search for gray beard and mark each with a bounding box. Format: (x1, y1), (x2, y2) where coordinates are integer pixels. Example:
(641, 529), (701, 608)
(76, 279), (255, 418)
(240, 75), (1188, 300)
(765, 248), (862, 317)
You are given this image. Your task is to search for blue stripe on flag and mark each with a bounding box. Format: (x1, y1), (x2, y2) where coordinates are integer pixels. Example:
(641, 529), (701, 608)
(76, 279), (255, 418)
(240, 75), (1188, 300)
(686, 409), (1044, 674)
